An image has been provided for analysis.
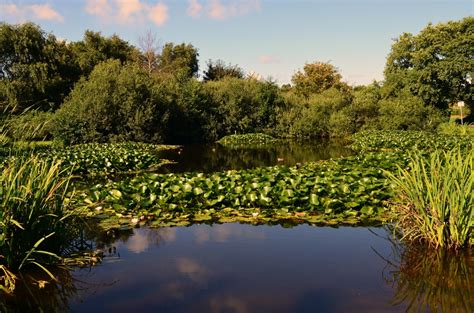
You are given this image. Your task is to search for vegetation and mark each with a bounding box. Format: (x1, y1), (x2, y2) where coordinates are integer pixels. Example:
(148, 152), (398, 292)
(384, 16), (473, 112)
(217, 133), (278, 147)
(351, 130), (474, 152)
(78, 152), (403, 229)
(0, 157), (76, 292)
(203, 59), (245, 81)
(43, 142), (176, 177)
(388, 148), (473, 249)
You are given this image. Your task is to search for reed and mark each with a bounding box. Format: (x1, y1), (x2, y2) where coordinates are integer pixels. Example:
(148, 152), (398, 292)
(0, 156), (76, 292)
(388, 147), (473, 249)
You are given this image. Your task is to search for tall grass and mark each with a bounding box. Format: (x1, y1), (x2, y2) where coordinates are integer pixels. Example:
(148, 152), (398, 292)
(388, 147), (473, 249)
(0, 156), (76, 293)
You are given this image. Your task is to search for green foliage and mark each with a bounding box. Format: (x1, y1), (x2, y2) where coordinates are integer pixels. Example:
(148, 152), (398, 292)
(438, 122), (474, 136)
(157, 42), (199, 78)
(203, 59), (245, 81)
(378, 91), (447, 131)
(383, 17), (474, 111)
(277, 88), (352, 138)
(217, 133), (277, 147)
(79, 152), (404, 226)
(5, 110), (54, 141)
(387, 148), (473, 249)
(0, 22), (80, 112)
(52, 60), (168, 144)
(70, 30), (139, 77)
(204, 77), (283, 138)
(0, 157), (76, 288)
(159, 74), (212, 143)
(351, 130), (474, 152)
(45, 142), (175, 177)
(291, 61), (348, 98)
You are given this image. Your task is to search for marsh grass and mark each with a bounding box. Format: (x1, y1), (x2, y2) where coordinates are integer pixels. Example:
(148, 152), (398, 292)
(0, 156), (77, 293)
(388, 147), (473, 249)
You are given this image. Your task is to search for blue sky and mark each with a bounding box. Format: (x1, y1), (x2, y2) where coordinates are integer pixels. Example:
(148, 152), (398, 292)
(0, 0), (471, 85)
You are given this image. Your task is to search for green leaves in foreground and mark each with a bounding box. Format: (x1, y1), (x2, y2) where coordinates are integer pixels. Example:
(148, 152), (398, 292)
(388, 148), (473, 249)
(0, 157), (74, 292)
(80, 152), (406, 226)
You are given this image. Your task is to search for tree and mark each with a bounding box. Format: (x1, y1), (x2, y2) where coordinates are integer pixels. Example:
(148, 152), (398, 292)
(291, 61), (348, 98)
(384, 17), (474, 111)
(138, 30), (161, 74)
(203, 59), (244, 81)
(70, 30), (139, 77)
(0, 22), (80, 112)
(52, 60), (168, 144)
(157, 42), (199, 78)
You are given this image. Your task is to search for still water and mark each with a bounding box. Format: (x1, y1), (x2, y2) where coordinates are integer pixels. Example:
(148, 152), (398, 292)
(5, 224), (472, 312)
(158, 140), (354, 173)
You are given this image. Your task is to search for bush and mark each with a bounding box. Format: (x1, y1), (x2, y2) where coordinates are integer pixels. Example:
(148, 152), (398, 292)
(378, 93), (447, 131)
(52, 60), (168, 144)
(203, 78), (283, 138)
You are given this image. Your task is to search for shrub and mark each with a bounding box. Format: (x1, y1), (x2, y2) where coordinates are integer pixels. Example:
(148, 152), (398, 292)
(52, 60), (168, 144)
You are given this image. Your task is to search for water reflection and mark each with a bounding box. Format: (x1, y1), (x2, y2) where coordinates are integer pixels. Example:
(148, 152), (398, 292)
(380, 242), (474, 313)
(158, 140), (353, 173)
(1, 224), (473, 313)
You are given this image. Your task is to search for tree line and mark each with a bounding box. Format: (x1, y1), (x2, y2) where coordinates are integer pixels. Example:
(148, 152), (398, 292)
(0, 17), (472, 144)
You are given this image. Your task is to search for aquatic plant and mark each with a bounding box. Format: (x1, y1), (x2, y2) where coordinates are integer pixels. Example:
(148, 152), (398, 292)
(0, 157), (76, 292)
(79, 152), (406, 228)
(43, 142), (177, 177)
(217, 133), (278, 147)
(351, 130), (473, 152)
(388, 148), (473, 249)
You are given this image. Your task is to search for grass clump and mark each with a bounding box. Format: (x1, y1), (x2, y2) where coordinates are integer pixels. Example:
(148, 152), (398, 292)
(217, 133), (278, 147)
(388, 148), (473, 249)
(0, 157), (77, 293)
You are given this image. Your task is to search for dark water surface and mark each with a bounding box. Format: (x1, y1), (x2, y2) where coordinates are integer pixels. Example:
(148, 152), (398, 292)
(2, 224), (473, 312)
(77, 225), (402, 313)
(158, 140), (354, 173)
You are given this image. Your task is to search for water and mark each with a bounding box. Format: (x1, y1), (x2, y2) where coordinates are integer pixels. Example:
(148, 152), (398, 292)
(158, 140), (353, 173)
(3, 224), (472, 312)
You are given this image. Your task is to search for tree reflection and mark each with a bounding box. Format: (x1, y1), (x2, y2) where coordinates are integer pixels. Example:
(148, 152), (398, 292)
(380, 241), (473, 313)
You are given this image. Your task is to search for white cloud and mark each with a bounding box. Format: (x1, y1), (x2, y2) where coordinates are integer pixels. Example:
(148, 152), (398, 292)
(187, 0), (260, 20)
(187, 0), (203, 18)
(259, 55), (280, 64)
(148, 2), (168, 26)
(0, 3), (64, 22)
(84, 0), (169, 26)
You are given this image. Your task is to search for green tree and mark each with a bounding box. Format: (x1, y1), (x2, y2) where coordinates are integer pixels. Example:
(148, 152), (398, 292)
(384, 17), (474, 111)
(204, 77), (283, 138)
(52, 60), (168, 144)
(291, 61), (348, 98)
(0, 22), (80, 112)
(157, 42), (199, 78)
(203, 59), (245, 81)
(70, 30), (139, 77)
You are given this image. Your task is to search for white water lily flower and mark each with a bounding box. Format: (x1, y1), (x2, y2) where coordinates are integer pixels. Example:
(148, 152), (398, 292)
(252, 212), (259, 217)
(131, 218), (139, 224)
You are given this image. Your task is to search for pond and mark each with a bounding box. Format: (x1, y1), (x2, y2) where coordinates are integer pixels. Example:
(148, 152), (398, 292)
(3, 224), (473, 312)
(157, 139), (354, 173)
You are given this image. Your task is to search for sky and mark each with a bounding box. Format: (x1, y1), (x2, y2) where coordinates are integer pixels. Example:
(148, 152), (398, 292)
(0, 0), (472, 85)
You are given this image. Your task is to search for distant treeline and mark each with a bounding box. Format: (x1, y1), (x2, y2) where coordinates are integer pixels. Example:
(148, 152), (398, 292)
(0, 17), (472, 144)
